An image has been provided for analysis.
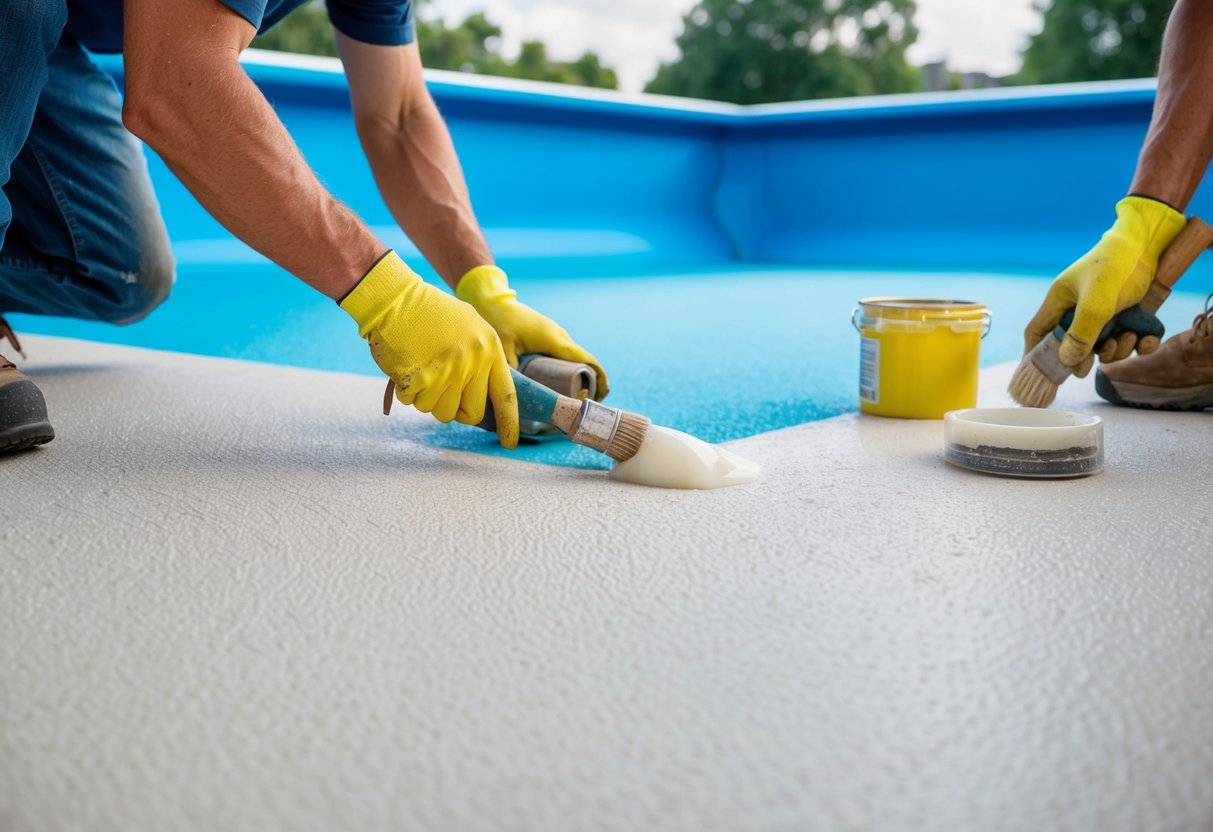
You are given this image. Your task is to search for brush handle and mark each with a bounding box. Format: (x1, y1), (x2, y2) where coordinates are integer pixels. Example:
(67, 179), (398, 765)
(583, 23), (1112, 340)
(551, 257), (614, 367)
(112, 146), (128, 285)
(476, 368), (582, 435)
(472, 362), (645, 459)
(1142, 215), (1213, 312)
(511, 369), (560, 423)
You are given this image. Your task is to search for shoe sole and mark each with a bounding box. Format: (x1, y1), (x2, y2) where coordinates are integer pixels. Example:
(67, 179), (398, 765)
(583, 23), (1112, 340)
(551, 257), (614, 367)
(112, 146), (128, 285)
(0, 378), (55, 454)
(1095, 370), (1213, 411)
(0, 420), (55, 454)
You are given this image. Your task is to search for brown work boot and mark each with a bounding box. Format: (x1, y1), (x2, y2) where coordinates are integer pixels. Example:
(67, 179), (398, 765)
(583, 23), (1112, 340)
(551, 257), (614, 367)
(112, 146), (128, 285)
(0, 316), (54, 454)
(1095, 293), (1213, 410)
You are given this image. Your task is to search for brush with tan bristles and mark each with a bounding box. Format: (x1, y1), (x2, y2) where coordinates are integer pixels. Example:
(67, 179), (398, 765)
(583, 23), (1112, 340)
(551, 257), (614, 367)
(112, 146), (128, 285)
(1009, 215), (1213, 407)
(384, 368), (650, 462)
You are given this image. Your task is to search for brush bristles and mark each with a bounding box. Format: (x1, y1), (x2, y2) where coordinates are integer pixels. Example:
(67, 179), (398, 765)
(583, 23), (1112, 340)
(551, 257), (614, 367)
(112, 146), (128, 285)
(1008, 357), (1060, 408)
(1008, 335), (1074, 408)
(605, 411), (651, 462)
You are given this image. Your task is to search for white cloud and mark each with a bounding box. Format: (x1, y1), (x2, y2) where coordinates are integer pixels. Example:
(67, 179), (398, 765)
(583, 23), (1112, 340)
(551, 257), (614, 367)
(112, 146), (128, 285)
(423, 0), (1044, 92)
(425, 0), (695, 91)
(909, 0), (1042, 77)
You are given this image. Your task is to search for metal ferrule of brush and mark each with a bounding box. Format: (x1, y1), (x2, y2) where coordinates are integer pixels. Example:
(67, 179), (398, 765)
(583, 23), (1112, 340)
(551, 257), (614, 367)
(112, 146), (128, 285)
(570, 399), (621, 452)
(1035, 330), (1077, 385)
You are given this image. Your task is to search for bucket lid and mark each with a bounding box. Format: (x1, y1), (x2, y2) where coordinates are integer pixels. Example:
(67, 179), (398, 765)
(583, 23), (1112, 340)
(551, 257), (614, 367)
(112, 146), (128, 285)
(858, 298), (987, 318)
(854, 298), (991, 335)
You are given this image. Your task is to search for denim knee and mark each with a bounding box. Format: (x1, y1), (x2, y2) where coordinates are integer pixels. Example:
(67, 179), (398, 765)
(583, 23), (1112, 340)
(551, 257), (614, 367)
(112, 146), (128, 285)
(109, 232), (175, 326)
(0, 229), (175, 325)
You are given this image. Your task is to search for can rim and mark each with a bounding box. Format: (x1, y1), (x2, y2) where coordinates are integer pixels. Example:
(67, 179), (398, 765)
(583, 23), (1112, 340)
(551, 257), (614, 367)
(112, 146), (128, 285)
(858, 297), (986, 312)
(851, 302), (993, 337)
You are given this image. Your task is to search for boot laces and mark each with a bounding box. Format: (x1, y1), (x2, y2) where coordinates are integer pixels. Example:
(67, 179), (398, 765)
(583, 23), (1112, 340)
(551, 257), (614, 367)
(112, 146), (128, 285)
(0, 314), (25, 367)
(1190, 292), (1213, 342)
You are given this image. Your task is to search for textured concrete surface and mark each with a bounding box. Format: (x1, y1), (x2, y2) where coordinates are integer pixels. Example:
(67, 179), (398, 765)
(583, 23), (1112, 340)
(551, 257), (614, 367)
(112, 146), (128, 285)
(3, 335), (1212, 832)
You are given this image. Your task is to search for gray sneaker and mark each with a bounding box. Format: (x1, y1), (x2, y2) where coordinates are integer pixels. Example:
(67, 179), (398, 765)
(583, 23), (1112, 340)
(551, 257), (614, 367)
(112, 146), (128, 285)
(1095, 293), (1213, 410)
(0, 316), (54, 454)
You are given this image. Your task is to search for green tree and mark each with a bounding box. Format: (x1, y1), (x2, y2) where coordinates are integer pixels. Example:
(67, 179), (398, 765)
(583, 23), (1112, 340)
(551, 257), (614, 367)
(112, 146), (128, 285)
(251, 2), (338, 57)
(567, 53), (618, 89)
(495, 41), (619, 88)
(251, 0), (618, 90)
(416, 10), (510, 75)
(1016, 0), (1171, 84)
(646, 0), (919, 104)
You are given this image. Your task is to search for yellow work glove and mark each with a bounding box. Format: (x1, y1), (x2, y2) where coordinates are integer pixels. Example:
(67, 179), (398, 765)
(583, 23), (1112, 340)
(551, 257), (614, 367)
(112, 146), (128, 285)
(341, 251), (518, 448)
(456, 265), (609, 400)
(1024, 195), (1185, 372)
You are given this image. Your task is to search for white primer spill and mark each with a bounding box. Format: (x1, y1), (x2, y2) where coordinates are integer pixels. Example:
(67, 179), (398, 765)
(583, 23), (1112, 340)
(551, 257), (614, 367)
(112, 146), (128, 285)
(608, 425), (761, 490)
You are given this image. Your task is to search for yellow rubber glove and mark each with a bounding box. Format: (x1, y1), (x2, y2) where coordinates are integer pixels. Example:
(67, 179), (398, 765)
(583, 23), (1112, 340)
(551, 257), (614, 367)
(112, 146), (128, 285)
(1024, 195), (1186, 369)
(341, 251), (518, 448)
(456, 265), (610, 399)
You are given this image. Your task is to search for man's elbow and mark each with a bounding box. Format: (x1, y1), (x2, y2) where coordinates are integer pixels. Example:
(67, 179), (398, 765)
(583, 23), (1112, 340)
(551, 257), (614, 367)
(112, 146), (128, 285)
(121, 62), (207, 151)
(402, 87), (441, 125)
(355, 94), (440, 143)
(121, 56), (238, 148)
(121, 92), (174, 148)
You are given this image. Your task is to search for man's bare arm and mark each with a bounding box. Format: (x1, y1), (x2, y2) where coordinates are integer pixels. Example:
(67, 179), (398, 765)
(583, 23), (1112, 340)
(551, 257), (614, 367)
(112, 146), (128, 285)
(1130, 0), (1213, 211)
(121, 0), (383, 299)
(335, 33), (492, 289)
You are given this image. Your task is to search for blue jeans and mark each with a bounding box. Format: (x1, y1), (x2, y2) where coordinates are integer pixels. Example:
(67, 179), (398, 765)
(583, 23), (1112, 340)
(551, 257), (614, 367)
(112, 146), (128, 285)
(0, 0), (174, 325)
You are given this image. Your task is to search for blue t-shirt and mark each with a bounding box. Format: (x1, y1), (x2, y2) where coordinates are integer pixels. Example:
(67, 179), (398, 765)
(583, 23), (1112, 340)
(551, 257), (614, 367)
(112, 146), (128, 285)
(66, 0), (414, 54)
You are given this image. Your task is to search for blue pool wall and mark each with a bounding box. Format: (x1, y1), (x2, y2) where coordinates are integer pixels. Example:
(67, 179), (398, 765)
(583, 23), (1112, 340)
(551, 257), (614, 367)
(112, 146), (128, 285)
(94, 51), (1213, 294)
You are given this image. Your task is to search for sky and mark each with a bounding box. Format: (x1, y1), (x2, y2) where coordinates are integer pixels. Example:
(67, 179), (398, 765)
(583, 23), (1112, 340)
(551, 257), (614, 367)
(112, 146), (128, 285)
(422, 0), (1046, 93)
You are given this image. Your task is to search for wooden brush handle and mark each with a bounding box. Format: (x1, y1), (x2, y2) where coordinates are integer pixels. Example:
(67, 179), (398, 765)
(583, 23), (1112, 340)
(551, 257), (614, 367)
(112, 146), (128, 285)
(1142, 215), (1213, 313)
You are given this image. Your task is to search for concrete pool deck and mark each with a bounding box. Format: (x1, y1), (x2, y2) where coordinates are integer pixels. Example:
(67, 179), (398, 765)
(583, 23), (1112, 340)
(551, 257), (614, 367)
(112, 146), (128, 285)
(3, 333), (1211, 831)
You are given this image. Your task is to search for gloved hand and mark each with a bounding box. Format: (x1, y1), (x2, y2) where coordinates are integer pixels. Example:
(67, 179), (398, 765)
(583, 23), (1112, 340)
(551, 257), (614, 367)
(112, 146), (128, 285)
(1024, 195), (1186, 368)
(341, 251), (519, 448)
(1056, 304), (1166, 378)
(456, 265), (609, 400)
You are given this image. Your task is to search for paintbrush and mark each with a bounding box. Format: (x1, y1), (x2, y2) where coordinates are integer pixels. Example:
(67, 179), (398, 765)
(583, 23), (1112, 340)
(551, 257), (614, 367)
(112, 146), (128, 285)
(383, 369), (650, 462)
(1009, 215), (1213, 408)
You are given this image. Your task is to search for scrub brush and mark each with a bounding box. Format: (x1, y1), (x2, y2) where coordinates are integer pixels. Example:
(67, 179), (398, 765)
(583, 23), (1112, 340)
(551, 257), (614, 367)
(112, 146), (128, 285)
(383, 369), (650, 462)
(1009, 215), (1213, 408)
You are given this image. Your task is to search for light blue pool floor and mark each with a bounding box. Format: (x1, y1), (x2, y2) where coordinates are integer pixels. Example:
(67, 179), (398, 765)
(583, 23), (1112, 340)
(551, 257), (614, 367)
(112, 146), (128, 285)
(13, 263), (1211, 469)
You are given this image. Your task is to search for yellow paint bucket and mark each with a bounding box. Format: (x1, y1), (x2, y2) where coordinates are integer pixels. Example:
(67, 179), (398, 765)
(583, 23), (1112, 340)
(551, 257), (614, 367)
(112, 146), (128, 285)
(851, 298), (992, 419)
